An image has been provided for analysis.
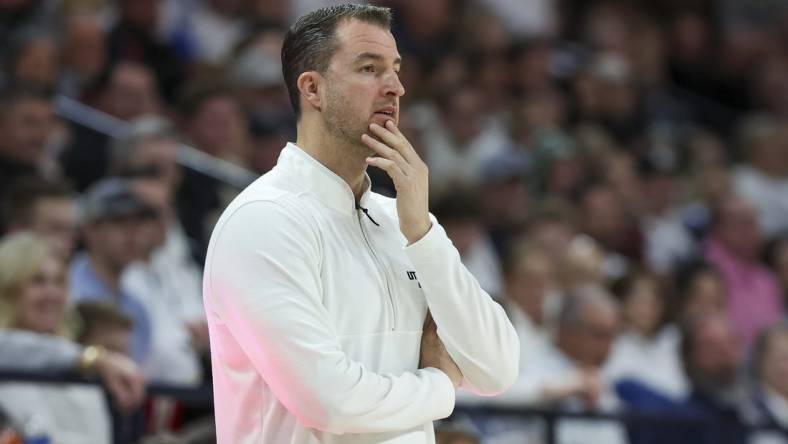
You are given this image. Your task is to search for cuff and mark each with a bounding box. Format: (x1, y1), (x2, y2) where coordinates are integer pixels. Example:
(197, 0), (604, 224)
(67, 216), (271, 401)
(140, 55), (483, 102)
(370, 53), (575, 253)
(421, 367), (457, 420)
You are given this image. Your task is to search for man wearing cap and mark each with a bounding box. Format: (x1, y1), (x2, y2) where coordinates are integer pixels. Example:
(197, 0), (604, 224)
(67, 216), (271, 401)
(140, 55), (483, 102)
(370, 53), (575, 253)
(69, 178), (155, 363)
(204, 4), (519, 443)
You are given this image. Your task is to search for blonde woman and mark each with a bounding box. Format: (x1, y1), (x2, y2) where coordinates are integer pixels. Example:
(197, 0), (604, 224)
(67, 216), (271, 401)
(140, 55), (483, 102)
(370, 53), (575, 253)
(0, 232), (137, 443)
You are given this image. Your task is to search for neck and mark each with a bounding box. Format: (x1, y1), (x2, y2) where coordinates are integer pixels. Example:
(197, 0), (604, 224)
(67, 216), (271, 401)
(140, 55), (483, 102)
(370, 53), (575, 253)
(88, 251), (122, 292)
(296, 120), (369, 202)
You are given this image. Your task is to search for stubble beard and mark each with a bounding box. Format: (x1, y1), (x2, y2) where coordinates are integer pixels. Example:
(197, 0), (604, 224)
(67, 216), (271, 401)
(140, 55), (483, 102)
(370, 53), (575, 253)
(324, 88), (374, 160)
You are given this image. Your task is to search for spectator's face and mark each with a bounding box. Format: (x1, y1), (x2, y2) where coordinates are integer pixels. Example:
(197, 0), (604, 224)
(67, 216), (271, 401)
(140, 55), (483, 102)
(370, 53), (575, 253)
(31, 197), (79, 259)
(684, 271), (727, 319)
(623, 277), (663, 336)
(690, 316), (740, 387)
(507, 252), (555, 324)
(573, 304), (619, 367)
(0, 98), (54, 166)
(16, 254), (67, 334)
(446, 88), (484, 146)
(86, 216), (149, 271)
(443, 218), (482, 256)
(188, 95), (248, 159)
(716, 198), (762, 261)
(83, 325), (132, 356)
(319, 19), (404, 153)
(762, 331), (788, 397)
(104, 64), (158, 121)
(582, 187), (627, 246)
(12, 37), (58, 89)
(64, 16), (106, 80)
(129, 138), (181, 193)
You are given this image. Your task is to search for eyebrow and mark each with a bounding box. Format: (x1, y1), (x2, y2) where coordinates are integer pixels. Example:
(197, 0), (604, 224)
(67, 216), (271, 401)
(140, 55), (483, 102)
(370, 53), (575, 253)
(354, 52), (402, 66)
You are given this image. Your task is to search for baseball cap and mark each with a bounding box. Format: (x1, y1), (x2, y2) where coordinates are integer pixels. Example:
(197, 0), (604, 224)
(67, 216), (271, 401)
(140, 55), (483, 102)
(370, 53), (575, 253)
(81, 178), (156, 223)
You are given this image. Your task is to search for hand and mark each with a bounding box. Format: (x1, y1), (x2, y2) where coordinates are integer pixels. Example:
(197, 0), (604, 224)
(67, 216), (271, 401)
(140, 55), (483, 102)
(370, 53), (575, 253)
(362, 121), (431, 244)
(577, 368), (603, 408)
(419, 312), (462, 389)
(95, 351), (146, 413)
(186, 320), (210, 352)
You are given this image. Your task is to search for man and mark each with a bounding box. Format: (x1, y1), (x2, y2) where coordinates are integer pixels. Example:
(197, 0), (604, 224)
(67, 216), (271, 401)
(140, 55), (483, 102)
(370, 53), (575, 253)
(705, 195), (783, 350)
(2, 178), (79, 258)
(0, 87), (54, 215)
(203, 4), (519, 443)
(70, 178), (155, 364)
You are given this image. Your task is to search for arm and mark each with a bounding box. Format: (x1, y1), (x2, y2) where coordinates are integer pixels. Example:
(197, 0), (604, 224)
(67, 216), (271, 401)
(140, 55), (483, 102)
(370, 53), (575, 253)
(0, 329), (81, 371)
(363, 121), (519, 396)
(206, 200), (455, 434)
(405, 220), (520, 395)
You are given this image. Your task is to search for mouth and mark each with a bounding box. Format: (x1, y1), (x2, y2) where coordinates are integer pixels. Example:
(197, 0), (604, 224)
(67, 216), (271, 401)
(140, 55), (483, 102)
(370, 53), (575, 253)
(374, 106), (397, 120)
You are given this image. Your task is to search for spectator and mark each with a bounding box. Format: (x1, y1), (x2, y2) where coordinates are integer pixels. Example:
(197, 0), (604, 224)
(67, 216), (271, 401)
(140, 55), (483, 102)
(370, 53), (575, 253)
(2, 178), (78, 259)
(733, 115), (788, 239)
(0, 232), (114, 442)
(0, 87), (55, 213)
(5, 29), (59, 92)
(705, 195), (783, 351)
(75, 301), (134, 356)
(61, 61), (162, 192)
(59, 11), (108, 99)
(106, 0), (185, 102)
(69, 178), (154, 364)
(749, 322), (788, 432)
(639, 157), (698, 274)
(673, 262), (728, 323)
(111, 116), (205, 385)
(605, 270), (688, 401)
(431, 189), (504, 300)
(420, 85), (508, 197)
(679, 312), (748, 444)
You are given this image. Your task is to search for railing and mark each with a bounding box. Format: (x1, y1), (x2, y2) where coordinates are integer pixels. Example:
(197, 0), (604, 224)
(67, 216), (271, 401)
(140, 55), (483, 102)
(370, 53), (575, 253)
(54, 95), (258, 189)
(1, 369), (787, 444)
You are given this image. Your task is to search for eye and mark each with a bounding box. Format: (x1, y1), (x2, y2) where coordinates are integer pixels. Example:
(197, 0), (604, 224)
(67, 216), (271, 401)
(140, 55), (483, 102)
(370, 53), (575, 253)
(361, 65), (376, 73)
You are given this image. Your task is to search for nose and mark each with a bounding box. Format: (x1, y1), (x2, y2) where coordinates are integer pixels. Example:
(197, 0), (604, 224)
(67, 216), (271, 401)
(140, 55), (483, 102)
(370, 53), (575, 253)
(383, 70), (405, 97)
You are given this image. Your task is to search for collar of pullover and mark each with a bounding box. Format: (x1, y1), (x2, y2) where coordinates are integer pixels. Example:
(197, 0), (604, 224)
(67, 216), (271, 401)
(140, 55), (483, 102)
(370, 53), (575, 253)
(277, 142), (373, 216)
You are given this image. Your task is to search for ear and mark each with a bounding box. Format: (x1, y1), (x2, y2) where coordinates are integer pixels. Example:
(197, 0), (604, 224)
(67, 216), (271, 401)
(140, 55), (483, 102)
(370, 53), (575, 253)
(297, 71), (323, 112)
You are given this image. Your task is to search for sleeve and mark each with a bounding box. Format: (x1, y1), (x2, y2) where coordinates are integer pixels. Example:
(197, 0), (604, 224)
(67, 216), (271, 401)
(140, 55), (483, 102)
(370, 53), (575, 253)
(206, 200), (455, 434)
(404, 217), (520, 396)
(0, 329), (81, 371)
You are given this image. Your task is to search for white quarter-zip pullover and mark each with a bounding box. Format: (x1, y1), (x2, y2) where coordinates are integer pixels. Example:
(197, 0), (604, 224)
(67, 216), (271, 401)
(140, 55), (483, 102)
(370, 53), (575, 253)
(204, 143), (519, 443)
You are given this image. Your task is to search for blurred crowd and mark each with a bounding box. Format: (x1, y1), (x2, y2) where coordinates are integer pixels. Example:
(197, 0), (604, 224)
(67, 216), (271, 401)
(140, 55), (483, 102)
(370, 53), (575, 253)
(1, 0), (788, 443)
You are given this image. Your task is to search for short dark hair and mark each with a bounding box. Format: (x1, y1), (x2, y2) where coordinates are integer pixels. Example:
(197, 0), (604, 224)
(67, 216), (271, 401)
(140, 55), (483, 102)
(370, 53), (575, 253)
(75, 301), (134, 344)
(3, 178), (74, 228)
(281, 4), (392, 119)
(0, 85), (52, 122)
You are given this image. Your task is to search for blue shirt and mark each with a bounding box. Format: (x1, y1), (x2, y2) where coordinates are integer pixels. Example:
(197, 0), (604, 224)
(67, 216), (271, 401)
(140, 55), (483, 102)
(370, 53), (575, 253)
(69, 253), (152, 363)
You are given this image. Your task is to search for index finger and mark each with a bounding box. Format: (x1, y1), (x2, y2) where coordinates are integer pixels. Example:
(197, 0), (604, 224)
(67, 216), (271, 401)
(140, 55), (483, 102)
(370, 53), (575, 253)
(369, 121), (421, 165)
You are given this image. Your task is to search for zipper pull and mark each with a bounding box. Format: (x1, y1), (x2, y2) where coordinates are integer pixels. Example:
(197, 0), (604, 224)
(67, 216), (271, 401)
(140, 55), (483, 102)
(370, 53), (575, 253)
(356, 204), (381, 226)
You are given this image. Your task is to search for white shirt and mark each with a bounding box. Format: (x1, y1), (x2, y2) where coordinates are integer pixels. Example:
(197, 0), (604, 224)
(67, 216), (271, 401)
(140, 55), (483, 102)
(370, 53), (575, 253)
(123, 223), (203, 386)
(603, 326), (688, 401)
(204, 143), (519, 443)
(0, 383), (111, 444)
(734, 165), (788, 238)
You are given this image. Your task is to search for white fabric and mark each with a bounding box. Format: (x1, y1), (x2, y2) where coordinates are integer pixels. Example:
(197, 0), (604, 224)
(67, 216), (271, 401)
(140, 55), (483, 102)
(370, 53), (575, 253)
(734, 166), (788, 238)
(641, 210), (697, 274)
(0, 383), (111, 444)
(462, 236), (505, 300)
(123, 223), (203, 386)
(603, 326), (689, 401)
(204, 143), (519, 443)
(458, 332), (626, 444)
(419, 113), (508, 196)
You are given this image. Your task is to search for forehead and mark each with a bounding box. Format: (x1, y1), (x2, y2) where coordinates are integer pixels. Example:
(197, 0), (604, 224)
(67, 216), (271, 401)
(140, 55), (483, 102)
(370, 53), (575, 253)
(332, 19), (400, 62)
